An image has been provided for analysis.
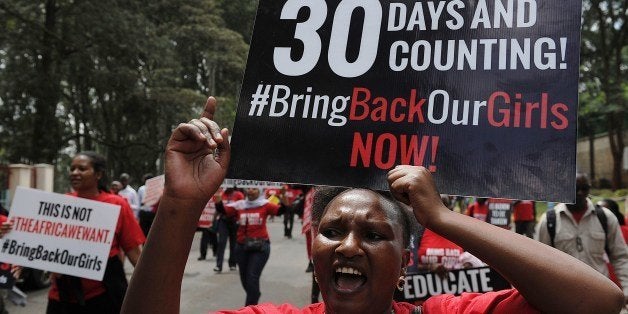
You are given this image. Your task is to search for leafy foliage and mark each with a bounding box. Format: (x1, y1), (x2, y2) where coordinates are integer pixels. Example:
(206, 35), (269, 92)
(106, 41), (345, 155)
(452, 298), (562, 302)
(579, 0), (628, 189)
(0, 0), (250, 190)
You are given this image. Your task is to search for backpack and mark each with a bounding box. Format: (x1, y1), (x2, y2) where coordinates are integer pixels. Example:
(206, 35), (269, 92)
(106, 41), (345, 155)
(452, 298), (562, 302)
(546, 204), (609, 255)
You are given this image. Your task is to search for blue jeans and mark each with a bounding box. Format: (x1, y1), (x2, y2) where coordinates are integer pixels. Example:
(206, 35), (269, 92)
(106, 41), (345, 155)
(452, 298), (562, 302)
(216, 218), (238, 269)
(235, 241), (270, 305)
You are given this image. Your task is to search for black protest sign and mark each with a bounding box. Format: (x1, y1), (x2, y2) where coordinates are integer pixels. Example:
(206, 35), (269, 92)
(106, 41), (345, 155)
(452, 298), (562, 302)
(487, 199), (512, 227)
(394, 267), (511, 303)
(229, 0), (580, 202)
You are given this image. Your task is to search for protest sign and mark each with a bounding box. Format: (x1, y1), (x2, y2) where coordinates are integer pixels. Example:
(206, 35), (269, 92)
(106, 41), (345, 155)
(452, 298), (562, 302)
(487, 198), (512, 228)
(0, 187), (120, 281)
(228, 0), (580, 202)
(143, 175), (164, 207)
(198, 200), (216, 229)
(221, 179), (283, 189)
(394, 266), (510, 304)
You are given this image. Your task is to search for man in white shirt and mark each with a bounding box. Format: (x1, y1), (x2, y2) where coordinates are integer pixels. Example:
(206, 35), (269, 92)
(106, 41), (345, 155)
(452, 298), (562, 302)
(536, 173), (628, 302)
(137, 173), (155, 236)
(118, 173), (140, 219)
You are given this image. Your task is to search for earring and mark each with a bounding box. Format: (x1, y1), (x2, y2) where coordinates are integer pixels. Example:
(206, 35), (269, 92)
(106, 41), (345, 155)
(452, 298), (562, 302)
(397, 267), (407, 291)
(314, 274), (318, 283)
(396, 277), (406, 291)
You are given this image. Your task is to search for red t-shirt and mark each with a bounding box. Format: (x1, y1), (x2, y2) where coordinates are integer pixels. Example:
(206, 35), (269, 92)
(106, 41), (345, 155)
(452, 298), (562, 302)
(423, 289), (538, 313)
(621, 225), (628, 244)
(222, 190), (245, 206)
(214, 301), (416, 314)
(282, 188), (302, 206)
(417, 229), (464, 269)
(48, 192), (145, 301)
(513, 201), (535, 221)
(213, 289), (538, 313)
(608, 225), (628, 287)
(466, 202), (489, 221)
(223, 203), (280, 243)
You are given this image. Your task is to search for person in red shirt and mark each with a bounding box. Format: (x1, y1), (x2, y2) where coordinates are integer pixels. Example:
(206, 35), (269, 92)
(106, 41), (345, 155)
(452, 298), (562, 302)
(465, 197), (489, 221)
(281, 185), (302, 239)
(217, 187), (284, 305)
(598, 198), (628, 288)
(44, 151), (145, 313)
(122, 97), (624, 314)
(513, 200), (536, 238)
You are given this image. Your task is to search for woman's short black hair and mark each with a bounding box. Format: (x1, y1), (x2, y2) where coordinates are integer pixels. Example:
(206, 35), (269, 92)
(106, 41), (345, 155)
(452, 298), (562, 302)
(76, 151), (109, 192)
(311, 187), (419, 249)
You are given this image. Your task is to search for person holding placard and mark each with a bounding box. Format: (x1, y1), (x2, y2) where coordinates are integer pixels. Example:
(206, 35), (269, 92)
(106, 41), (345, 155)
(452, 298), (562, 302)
(46, 151), (145, 313)
(122, 97), (624, 314)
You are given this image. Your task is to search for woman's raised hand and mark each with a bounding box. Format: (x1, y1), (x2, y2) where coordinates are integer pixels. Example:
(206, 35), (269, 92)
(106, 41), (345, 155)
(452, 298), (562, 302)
(387, 165), (447, 228)
(164, 97), (231, 202)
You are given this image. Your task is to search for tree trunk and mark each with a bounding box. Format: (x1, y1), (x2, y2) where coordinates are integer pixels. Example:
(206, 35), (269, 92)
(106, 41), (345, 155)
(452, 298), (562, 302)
(31, 0), (62, 163)
(607, 112), (625, 190)
(588, 132), (595, 185)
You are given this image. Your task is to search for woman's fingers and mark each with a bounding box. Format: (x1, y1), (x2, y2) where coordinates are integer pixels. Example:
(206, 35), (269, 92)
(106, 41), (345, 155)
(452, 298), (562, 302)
(172, 123), (205, 143)
(201, 96), (217, 120)
(189, 118), (217, 148)
(215, 128), (231, 168)
(199, 117), (223, 144)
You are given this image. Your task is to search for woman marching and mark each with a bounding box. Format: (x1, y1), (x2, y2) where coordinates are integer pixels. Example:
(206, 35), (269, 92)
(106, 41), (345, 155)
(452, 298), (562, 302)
(50, 151), (145, 313)
(217, 187), (285, 305)
(122, 97), (624, 314)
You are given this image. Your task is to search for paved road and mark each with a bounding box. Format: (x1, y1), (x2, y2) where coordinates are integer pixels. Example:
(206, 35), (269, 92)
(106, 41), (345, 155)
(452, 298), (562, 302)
(6, 219), (314, 313)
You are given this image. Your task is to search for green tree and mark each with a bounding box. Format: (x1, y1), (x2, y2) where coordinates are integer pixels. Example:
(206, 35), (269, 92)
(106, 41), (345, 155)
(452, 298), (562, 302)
(580, 0), (628, 189)
(0, 0), (249, 190)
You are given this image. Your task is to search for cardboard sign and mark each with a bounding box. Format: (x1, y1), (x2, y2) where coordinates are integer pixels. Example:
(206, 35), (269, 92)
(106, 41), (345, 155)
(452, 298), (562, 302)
(143, 175), (164, 207)
(0, 187), (120, 281)
(394, 266), (511, 303)
(228, 0), (580, 202)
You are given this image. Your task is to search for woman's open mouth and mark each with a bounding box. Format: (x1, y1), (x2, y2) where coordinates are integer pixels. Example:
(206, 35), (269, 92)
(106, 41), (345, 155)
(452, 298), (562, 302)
(334, 266), (367, 293)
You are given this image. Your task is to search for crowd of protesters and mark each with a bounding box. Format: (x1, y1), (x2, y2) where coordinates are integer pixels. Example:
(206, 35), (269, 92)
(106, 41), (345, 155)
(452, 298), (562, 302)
(1, 163), (627, 313)
(0, 110), (626, 314)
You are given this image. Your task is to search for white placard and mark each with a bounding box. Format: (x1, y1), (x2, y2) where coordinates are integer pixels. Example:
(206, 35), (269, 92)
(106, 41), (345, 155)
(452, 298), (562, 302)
(143, 175), (165, 207)
(0, 187), (120, 281)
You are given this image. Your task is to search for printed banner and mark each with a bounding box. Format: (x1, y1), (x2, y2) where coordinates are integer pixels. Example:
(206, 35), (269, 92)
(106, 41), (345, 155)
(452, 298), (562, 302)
(394, 266), (511, 303)
(221, 179), (283, 189)
(228, 0), (580, 202)
(0, 187), (120, 281)
(143, 175), (165, 207)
